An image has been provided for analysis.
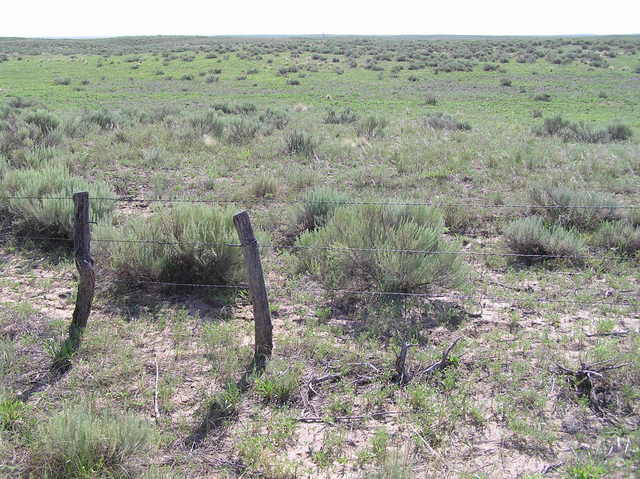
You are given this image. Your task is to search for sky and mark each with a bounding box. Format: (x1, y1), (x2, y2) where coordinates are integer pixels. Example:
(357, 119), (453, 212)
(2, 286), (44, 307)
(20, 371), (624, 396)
(2, 0), (639, 38)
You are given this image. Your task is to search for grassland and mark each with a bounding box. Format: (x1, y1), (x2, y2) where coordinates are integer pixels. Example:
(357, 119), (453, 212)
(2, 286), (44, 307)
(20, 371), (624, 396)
(0, 35), (639, 478)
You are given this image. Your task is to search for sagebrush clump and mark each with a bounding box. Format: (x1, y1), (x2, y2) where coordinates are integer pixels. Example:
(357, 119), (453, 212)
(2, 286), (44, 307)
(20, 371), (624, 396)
(356, 116), (388, 139)
(30, 404), (156, 479)
(529, 185), (620, 231)
(96, 204), (243, 285)
(504, 216), (585, 264)
(296, 205), (468, 293)
(82, 109), (120, 130)
(285, 130), (316, 157)
(0, 161), (114, 237)
(324, 108), (358, 124)
(424, 113), (471, 131)
(227, 118), (260, 145)
(295, 187), (350, 233)
(592, 221), (640, 256)
(187, 110), (225, 137)
(534, 115), (633, 143)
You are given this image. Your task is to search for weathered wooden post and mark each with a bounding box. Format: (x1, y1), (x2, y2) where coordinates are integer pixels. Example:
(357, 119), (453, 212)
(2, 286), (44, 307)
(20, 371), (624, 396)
(68, 192), (95, 347)
(233, 210), (273, 368)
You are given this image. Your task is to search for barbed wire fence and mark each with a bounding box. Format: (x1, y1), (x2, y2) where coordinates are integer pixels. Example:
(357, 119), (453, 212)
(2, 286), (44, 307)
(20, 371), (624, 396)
(1, 193), (638, 361)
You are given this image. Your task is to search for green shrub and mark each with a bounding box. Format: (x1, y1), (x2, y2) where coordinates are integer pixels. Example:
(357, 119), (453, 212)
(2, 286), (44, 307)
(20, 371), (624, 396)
(534, 93), (552, 102)
(324, 108), (358, 124)
(60, 114), (90, 138)
(187, 110), (225, 137)
(0, 395), (27, 431)
(208, 383), (242, 419)
(534, 115), (632, 143)
(424, 113), (471, 131)
(592, 221), (640, 256)
(24, 110), (60, 136)
(227, 118), (260, 145)
(258, 108), (289, 130)
(0, 162), (114, 237)
(236, 103), (257, 115)
(295, 187), (350, 232)
(251, 175), (278, 198)
(0, 155), (8, 178)
(285, 130), (316, 157)
(434, 59), (474, 73)
(212, 103), (256, 115)
(536, 115), (570, 137)
(30, 403), (156, 479)
(529, 185), (620, 231)
(96, 204), (243, 285)
(607, 123), (633, 141)
(357, 116), (388, 139)
(296, 205), (468, 293)
(504, 216), (585, 264)
(7, 97), (33, 109)
(1, 115), (61, 155)
(0, 118), (27, 156)
(0, 338), (15, 375)
(424, 95), (438, 106)
(0, 104), (10, 121)
(441, 205), (480, 235)
(365, 448), (415, 479)
(254, 358), (302, 405)
(565, 460), (608, 479)
(625, 209), (640, 227)
(10, 145), (57, 169)
(83, 109), (119, 129)
(212, 103), (235, 114)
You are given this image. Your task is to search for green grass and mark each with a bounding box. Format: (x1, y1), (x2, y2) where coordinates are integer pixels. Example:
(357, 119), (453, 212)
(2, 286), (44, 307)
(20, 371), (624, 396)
(30, 403), (157, 479)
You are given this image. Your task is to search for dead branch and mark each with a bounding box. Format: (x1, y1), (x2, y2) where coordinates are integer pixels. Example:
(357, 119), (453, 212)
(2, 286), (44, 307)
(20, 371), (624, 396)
(553, 360), (628, 418)
(419, 337), (463, 378)
(540, 462), (563, 474)
(297, 410), (401, 423)
(311, 373), (342, 385)
(307, 373), (341, 400)
(585, 331), (630, 338)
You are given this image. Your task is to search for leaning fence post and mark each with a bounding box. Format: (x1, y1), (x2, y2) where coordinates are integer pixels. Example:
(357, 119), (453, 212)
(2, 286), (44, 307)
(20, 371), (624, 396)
(233, 210), (273, 367)
(68, 191), (95, 347)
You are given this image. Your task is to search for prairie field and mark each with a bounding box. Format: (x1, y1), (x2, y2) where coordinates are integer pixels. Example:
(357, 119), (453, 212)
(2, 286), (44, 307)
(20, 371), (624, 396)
(0, 35), (639, 478)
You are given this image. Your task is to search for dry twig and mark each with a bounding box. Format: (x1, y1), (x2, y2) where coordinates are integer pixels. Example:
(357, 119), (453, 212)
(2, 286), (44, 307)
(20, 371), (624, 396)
(153, 352), (160, 424)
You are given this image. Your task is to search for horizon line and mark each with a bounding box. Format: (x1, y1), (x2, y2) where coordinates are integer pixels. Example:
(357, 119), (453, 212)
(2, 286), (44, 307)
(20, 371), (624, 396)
(3, 33), (640, 40)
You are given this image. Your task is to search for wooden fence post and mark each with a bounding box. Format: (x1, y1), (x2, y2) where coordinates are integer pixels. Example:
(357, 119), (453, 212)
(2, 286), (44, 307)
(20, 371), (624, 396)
(68, 192), (95, 347)
(233, 211), (273, 367)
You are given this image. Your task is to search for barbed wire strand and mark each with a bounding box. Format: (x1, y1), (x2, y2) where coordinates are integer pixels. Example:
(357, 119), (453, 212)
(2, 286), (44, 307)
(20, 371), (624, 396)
(2, 195), (638, 210)
(317, 288), (638, 307)
(2, 271), (636, 307)
(0, 234), (630, 261)
(5, 273), (248, 290)
(115, 280), (249, 289)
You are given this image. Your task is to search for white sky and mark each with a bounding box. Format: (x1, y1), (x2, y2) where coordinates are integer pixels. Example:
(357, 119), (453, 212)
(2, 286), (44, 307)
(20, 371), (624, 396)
(2, 0), (639, 38)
